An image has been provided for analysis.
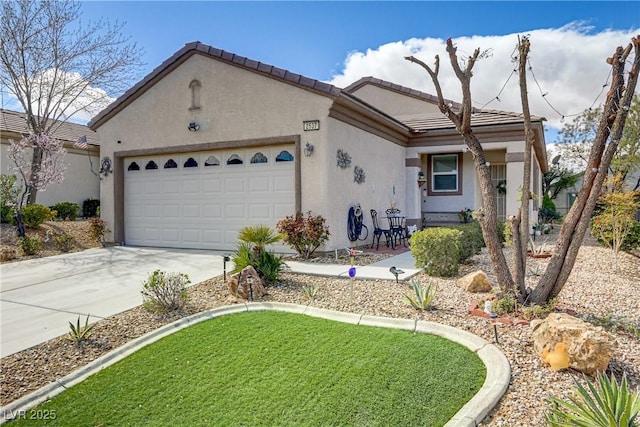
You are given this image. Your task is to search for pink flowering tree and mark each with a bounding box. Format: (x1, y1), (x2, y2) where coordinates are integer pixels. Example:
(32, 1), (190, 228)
(7, 134), (67, 236)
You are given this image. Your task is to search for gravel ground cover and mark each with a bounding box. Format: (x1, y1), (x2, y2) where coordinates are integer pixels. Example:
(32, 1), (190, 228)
(1, 222), (639, 426)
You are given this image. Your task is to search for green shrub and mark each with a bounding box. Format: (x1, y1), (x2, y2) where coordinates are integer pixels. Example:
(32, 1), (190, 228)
(21, 204), (55, 228)
(1, 204), (14, 224)
(52, 202), (80, 221)
(591, 214), (640, 251)
(276, 211), (330, 259)
(447, 222), (484, 263)
(232, 241), (283, 284)
(82, 198), (100, 218)
(256, 250), (284, 284)
(54, 233), (75, 252)
(545, 372), (640, 426)
(493, 292), (517, 316)
(232, 243), (253, 272)
(19, 235), (43, 255)
(539, 195), (562, 225)
(410, 228), (461, 277)
(0, 174), (20, 209)
(141, 270), (190, 313)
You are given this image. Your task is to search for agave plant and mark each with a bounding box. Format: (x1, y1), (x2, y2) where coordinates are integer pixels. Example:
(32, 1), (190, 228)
(301, 284), (318, 302)
(404, 279), (437, 311)
(545, 372), (640, 427)
(67, 315), (95, 348)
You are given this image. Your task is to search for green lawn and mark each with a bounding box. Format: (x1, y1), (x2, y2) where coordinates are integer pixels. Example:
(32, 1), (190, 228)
(11, 311), (485, 426)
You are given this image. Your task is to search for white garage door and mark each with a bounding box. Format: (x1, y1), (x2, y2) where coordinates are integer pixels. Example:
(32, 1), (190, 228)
(124, 146), (295, 251)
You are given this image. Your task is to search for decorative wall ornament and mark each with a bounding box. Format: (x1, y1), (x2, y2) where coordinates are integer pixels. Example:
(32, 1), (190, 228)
(337, 149), (351, 169)
(354, 166), (366, 184)
(100, 157), (113, 177)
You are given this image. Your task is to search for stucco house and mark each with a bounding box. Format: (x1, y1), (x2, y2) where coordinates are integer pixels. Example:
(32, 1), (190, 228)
(88, 41), (548, 253)
(1, 109), (100, 208)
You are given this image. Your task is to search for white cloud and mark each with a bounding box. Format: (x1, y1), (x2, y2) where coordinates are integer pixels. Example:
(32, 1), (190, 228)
(328, 23), (639, 142)
(2, 69), (114, 126)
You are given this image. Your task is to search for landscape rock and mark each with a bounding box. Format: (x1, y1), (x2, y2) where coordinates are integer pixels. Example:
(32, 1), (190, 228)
(531, 313), (616, 375)
(457, 270), (492, 293)
(227, 266), (267, 300)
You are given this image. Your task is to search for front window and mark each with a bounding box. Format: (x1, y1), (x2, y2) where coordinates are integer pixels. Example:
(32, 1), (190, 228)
(430, 154), (460, 193)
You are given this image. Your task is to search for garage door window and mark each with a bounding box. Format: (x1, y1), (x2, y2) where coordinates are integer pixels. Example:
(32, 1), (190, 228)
(145, 161), (158, 170)
(184, 157), (198, 168)
(164, 159), (178, 169)
(128, 162), (140, 171)
(275, 150), (293, 162)
(205, 156), (220, 166)
(251, 152), (268, 164)
(227, 154), (243, 165)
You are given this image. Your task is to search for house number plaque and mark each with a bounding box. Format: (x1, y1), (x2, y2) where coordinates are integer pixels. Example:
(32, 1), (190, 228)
(303, 120), (320, 131)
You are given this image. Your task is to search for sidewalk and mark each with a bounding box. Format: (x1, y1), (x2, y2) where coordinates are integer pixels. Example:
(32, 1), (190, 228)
(285, 250), (421, 281)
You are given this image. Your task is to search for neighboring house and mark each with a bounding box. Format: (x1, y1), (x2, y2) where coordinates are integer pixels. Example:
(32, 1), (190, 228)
(1, 109), (101, 208)
(88, 41), (547, 252)
(553, 173), (583, 216)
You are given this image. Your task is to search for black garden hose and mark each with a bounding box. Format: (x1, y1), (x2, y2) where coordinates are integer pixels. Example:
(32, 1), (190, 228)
(347, 204), (368, 242)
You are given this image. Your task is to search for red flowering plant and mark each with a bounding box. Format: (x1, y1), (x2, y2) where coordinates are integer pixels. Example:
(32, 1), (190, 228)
(276, 211), (330, 259)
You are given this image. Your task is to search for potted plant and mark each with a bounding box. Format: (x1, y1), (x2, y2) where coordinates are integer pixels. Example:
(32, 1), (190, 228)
(458, 208), (473, 223)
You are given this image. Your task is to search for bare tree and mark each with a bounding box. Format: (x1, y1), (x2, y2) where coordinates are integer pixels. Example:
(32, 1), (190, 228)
(0, 0), (143, 204)
(530, 38), (639, 304)
(405, 39), (517, 296)
(407, 35), (639, 305)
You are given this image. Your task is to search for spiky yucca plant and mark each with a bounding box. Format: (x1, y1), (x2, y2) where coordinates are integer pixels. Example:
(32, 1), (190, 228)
(545, 372), (640, 427)
(67, 315), (95, 348)
(404, 279), (437, 311)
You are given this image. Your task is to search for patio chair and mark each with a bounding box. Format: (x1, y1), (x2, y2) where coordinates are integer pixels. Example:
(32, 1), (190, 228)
(387, 215), (407, 249)
(370, 209), (391, 250)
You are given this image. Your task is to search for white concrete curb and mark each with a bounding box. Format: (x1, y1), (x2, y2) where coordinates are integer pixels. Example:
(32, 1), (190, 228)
(1, 303), (510, 426)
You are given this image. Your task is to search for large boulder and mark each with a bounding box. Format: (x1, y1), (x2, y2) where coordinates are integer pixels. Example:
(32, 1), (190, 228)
(531, 313), (616, 375)
(228, 266), (267, 300)
(457, 270), (492, 293)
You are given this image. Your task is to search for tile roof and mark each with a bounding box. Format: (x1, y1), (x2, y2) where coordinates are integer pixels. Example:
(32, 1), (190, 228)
(397, 110), (535, 132)
(0, 109), (100, 146)
(344, 76), (461, 109)
(344, 77), (546, 131)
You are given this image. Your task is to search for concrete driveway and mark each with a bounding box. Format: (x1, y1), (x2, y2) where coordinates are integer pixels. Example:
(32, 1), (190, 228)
(0, 246), (228, 358)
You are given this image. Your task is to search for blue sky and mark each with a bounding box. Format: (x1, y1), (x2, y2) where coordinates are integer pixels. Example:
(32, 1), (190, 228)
(80, 1), (639, 82)
(4, 1), (639, 143)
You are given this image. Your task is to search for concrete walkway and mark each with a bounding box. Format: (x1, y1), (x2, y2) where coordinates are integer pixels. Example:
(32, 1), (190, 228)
(1, 247), (420, 358)
(0, 246), (227, 358)
(286, 250), (421, 281)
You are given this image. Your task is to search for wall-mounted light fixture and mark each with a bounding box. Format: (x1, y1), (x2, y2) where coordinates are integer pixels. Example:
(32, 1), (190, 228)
(188, 122), (200, 132)
(304, 142), (314, 157)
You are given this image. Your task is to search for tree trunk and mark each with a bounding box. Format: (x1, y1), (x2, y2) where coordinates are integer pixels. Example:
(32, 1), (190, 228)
(465, 135), (515, 292)
(405, 40), (515, 293)
(515, 36), (534, 299)
(26, 145), (43, 205)
(530, 40), (639, 304)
